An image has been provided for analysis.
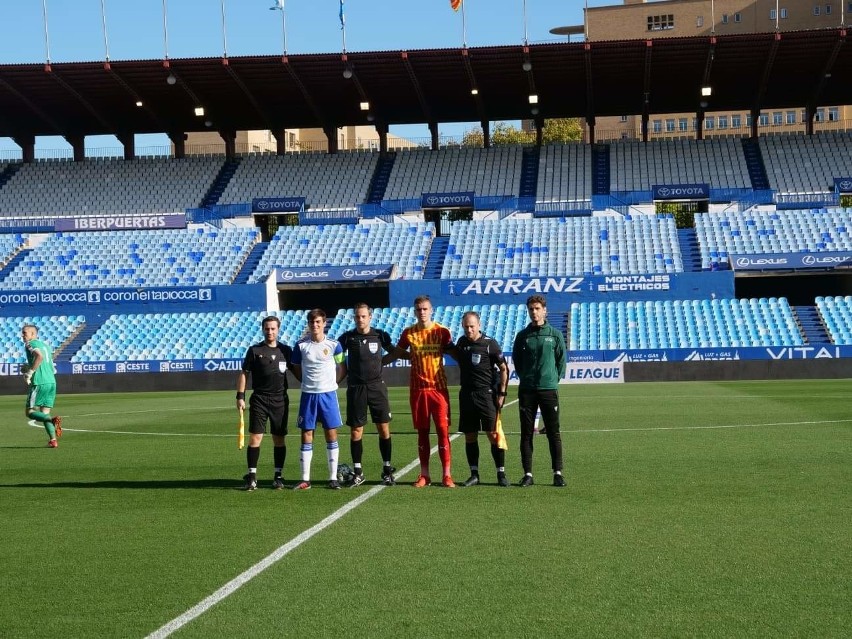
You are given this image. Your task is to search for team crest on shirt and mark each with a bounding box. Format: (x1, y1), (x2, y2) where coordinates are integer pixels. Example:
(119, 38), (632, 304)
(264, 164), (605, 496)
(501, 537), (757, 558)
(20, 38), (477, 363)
(278, 362), (287, 373)
(323, 348), (329, 357)
(471, 353), (481, 365)
(368, 342), (379, 354)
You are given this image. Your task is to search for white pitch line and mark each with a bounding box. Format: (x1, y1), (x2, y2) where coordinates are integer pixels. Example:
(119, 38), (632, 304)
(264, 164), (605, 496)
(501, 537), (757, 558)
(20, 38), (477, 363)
(145, 430), (463, 639)
(148, 399), (519, 637)
(570, 419), (852, 434)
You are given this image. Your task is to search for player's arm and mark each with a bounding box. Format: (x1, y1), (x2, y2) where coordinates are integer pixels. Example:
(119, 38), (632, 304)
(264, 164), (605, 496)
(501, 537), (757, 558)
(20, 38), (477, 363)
(28, 347), (44, 374)
(236, 371), (248, 411)
(334, 345), (346, 384)
(289, 363), (302, 383)
(443, 341), (460, 361)
(495, 359), (509, 409)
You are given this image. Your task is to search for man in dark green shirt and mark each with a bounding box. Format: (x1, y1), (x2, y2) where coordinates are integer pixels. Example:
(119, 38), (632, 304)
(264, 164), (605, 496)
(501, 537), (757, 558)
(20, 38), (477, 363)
(22, 325), (62, 448)
(511, 295), (566, 487)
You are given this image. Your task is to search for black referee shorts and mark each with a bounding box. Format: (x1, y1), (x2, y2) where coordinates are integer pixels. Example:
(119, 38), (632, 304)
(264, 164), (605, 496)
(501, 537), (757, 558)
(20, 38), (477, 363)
(345, 381), (391, 427)
(248, 392), (289, 436)
(458, 388), (498, 433)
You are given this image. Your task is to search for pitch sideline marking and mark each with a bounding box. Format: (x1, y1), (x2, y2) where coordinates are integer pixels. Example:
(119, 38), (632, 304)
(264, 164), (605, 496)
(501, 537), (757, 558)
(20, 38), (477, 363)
(145, 429), (465, 639)
(145, 399), (521, 638)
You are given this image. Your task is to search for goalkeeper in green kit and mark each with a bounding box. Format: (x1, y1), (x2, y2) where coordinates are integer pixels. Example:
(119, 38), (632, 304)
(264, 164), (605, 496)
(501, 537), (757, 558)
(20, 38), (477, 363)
(21, 325), (63, 448)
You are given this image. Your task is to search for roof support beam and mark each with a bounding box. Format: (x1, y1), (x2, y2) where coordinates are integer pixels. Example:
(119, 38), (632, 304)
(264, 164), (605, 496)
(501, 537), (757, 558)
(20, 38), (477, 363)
(48, 68), (116, 134)
(107, 66), (171, 135)
(0, 75), (65, 135)
(461, 48), (486, 124)
(281, 56), (326, 130)
(806, 29), (846, 117)
(642, 40), (652, 128)
(753, 32), (781, 113)
(583, 42), (595, 127)
(222, 59), (273, 130)
(401, 51), (433, 125)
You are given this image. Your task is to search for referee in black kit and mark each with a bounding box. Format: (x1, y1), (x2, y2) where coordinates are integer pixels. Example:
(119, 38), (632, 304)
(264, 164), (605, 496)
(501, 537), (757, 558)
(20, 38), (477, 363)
(452, 310), (510, 487)
(337, 303), (397, 486)
(236, 315), (293, 491)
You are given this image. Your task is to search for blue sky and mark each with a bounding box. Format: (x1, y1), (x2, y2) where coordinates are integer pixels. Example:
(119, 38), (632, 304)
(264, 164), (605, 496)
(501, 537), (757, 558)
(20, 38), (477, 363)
(0, 0), (615, 155)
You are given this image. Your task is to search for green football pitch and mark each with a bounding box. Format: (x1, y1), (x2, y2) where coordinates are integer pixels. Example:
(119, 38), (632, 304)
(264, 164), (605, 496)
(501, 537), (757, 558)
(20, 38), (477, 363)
(1, 380), (850, 638)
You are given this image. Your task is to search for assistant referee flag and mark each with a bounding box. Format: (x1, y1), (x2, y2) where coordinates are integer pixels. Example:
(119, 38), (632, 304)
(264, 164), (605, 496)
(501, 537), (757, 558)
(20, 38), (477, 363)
(450, 0), (463, 11)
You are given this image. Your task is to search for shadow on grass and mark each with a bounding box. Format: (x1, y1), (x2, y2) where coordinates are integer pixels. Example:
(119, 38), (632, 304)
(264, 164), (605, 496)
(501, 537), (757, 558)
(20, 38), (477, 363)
(0, 479), (246, 490)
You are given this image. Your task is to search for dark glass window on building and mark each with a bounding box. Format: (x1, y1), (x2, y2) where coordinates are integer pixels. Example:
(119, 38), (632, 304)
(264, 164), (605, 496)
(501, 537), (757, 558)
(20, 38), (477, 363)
(647, 14), (674, 31)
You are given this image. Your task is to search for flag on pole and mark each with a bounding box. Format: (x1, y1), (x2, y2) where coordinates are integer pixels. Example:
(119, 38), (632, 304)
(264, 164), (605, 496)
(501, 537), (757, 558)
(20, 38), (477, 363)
(450, 0), (463, 11)
(237, 408), (245, 450)
(339, 0), (345, 29)
(495, 413), (508, 450)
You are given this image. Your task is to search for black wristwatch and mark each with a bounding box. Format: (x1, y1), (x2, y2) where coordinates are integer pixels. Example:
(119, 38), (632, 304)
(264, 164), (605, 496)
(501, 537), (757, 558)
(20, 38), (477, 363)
(498, 391), (508, 397)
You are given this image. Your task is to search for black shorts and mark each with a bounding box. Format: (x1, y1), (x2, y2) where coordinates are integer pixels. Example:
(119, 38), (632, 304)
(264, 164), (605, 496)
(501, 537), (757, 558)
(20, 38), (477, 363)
(345, 382), (391, 427)
(249, 392), (289, 436)
(458, 388), (498, 433)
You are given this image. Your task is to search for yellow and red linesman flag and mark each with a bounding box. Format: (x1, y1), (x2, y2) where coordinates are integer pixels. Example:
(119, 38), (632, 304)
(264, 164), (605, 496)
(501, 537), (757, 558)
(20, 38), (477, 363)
(450, 0), (463, 12)
(237, 408), (245, 450)
(495, 413), (508, 451)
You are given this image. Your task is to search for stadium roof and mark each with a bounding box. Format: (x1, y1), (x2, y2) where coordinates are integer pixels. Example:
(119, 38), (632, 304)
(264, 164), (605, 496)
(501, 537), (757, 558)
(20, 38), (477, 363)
(0, 28), (848, 140)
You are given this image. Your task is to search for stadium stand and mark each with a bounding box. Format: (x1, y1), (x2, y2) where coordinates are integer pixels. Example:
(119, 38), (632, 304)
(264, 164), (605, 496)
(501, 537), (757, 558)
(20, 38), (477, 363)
(694, 207), (852, 269)
(0, 233), (26, 266)
(441, 216), (683, 279)
(0, 314), (85, 361)
(71, 310), (307, 362)
(217, 151), (379, 209)
(815, 296), (852, 345)
(0, 157), (223, 217)
(570, 298), (804, 350)
(381, 147), (524, 201)
(0, 226), (260, 289)
(759, 131), (852, 195)
(536, 143), (593, 207)
(609, 138), (751, 191)
(249, 221), (435, 282)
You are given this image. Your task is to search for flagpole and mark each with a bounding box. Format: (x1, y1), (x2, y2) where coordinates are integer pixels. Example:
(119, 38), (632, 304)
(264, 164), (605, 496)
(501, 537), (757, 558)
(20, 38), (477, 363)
(162, 0), (170, 59)
(522, 0), (528, 46)
(281, 0), (287, 57)
(221, 0), (228, 58)
(462, 0), (467, 48)
(584, 0), (588, 42)
(100, 0), (111, 62)
(340, 1), (347, 53)
(42, 0), (52, 65)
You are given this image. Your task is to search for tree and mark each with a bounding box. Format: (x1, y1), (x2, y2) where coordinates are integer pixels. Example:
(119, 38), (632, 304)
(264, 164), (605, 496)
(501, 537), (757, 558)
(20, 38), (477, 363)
(461, 118), (583, 146)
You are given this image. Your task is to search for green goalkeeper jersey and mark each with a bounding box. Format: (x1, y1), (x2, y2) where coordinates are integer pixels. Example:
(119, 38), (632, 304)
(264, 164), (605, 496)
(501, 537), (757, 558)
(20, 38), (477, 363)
(26, 338), (56, 386)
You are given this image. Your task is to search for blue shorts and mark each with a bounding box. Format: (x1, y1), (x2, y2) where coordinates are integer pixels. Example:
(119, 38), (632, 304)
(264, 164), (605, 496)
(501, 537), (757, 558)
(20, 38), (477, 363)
(297, 391), (342, 431)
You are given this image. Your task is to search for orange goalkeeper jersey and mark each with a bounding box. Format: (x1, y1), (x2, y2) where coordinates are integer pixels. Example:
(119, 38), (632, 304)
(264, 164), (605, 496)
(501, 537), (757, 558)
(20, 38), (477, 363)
(398, 322), (452, 391)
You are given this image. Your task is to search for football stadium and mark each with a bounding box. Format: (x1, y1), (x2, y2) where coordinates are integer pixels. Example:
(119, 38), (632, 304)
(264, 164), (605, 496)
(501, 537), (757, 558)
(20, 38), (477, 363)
(1, 1), (850, 637)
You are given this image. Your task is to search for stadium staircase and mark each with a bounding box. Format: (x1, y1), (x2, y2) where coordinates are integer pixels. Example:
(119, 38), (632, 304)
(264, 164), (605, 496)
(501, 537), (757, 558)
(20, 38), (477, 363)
(366, 152), (396, 204)
(200, 157), (242, 208)
(0, 162), (21, 189)
(518, 146), (540, 198)
(0, 247), (31, 283)
(677, 228), (703, 272)
(793, 306), (832, 344)
(423, 236), (449, 279)
(741, 138), (770, 191)
(552, 311), (569, 340)
(232, 241), (268, 284)
(55, 318), (106, 363)
(591, 144), (611, 195)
